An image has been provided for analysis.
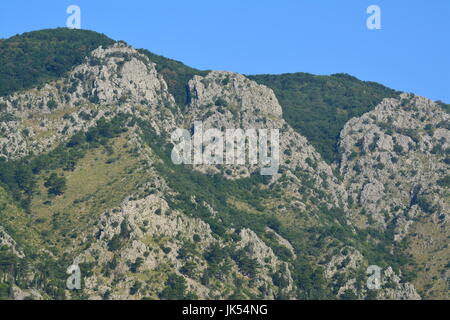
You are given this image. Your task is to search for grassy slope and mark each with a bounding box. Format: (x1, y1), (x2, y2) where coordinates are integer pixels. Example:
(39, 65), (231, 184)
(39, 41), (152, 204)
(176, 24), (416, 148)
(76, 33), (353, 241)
(406, 201), (450, 299)
(29, 132), (149, 252)
(0, 185), (42, 249)
(0, 125), (159, 299)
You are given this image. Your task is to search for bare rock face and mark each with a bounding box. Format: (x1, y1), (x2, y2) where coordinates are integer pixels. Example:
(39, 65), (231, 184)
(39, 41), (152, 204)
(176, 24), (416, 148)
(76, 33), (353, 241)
(3, 40), (447, 300)
(237, 228), (296, 298)
(0, 43), (177, 160)
(339, 93), (449, 234)
(10, 285), (43, 300)
(0, 226), (24, 258)
(184, 70), (285, 178)
(377, 267), (421, 300)
(324, 247), (365, 280)
(73, 192), (214, 299)
(338, 94), (449, 298)
(187, 71), (282, 123)
(74, 43), (175, 107)
(72, 192), (296, 299)
(324, 247), (421, 300)
(183, 70), (347, 215)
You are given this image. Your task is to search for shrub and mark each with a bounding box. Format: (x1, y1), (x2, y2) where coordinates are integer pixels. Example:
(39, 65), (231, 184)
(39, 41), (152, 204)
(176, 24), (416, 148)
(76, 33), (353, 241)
(108, 235), (121, 251)
(215, 98), (228, 107)
(394, 144), (403, 154)
(437, 176), (450, 188)
(44, 173), (66, 196)
(129, 281), (141, 295)
(47, 100), (57, 110)
(159, 274), (188, 300)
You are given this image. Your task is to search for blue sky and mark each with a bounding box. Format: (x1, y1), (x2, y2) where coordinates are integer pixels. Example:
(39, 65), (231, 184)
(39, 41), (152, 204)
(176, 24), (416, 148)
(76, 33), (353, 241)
(1, 0), (449, 102)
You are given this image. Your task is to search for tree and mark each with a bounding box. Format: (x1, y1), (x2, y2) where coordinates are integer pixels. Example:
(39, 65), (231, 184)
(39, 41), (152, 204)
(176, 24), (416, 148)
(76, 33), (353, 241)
(0, 28), (114, 97)
(44, 173), (67, 196)
(159, 273), (188, 300)
(14, 165), (36, 196)
(47, 100), (57, 110)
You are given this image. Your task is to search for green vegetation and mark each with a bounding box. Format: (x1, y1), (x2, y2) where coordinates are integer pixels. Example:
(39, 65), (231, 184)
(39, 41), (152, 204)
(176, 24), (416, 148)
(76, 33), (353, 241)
(0, 28), (443, 299)
(0, 242), (67, 300)
(0, 115), (128, 211)
(436, 176), (450, 188)
(159, 273), (192, 300)
(0, 247), (17, 299)
(436, 100), (450, 114)
(0, 28), (114, 97)
(44, 173), (67, 196)
(0, 28), (403, 166)
(232, 246), (260, 278)
(248, 73), (400, 162)
(0, 28), (208, 109)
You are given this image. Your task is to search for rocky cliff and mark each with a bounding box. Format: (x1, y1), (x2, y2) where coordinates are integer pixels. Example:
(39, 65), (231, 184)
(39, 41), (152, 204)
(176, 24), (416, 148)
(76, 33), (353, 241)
(0, 38), (447, 300)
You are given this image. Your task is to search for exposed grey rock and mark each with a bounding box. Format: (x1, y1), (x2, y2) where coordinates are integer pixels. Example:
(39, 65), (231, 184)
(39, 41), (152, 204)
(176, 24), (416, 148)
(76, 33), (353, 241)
(3, 41), (445, 300)
(339, 94), (449, 236)
(0, 226), (24, 258)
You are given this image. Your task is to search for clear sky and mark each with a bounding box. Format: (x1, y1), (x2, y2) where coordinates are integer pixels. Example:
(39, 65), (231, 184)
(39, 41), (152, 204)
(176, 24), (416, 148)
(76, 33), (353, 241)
(1, 0), (449, 102)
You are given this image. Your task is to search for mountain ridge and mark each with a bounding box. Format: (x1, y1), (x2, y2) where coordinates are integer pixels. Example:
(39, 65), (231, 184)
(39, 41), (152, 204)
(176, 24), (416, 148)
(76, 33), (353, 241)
(0, 29), (448, 300)
(0, 28), (409, 163)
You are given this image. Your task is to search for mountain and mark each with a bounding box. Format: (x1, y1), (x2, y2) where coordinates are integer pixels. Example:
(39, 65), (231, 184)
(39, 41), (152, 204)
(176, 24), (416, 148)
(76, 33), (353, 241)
(0, 29), (448, 300)
(0, 29), (114, 98)
(248, 73), (400, 163)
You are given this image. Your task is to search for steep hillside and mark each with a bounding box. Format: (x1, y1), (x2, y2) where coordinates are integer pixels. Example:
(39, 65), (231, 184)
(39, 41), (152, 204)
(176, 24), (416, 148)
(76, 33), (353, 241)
(137, 48), (208, 106)
(0, 29), (402, 164)
(339, 94), (449, 298)
(248, 73), (400, 163)
(0, 28), (206, 108)
(0, 29), (447, 300)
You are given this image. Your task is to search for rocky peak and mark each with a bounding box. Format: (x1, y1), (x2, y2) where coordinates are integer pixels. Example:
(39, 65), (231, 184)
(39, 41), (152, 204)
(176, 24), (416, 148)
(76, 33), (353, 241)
(0, 43), (178, 160)
(339, 93), (449, 231)
(186, 70), (283, 129)
(72, 42), (175, 107)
